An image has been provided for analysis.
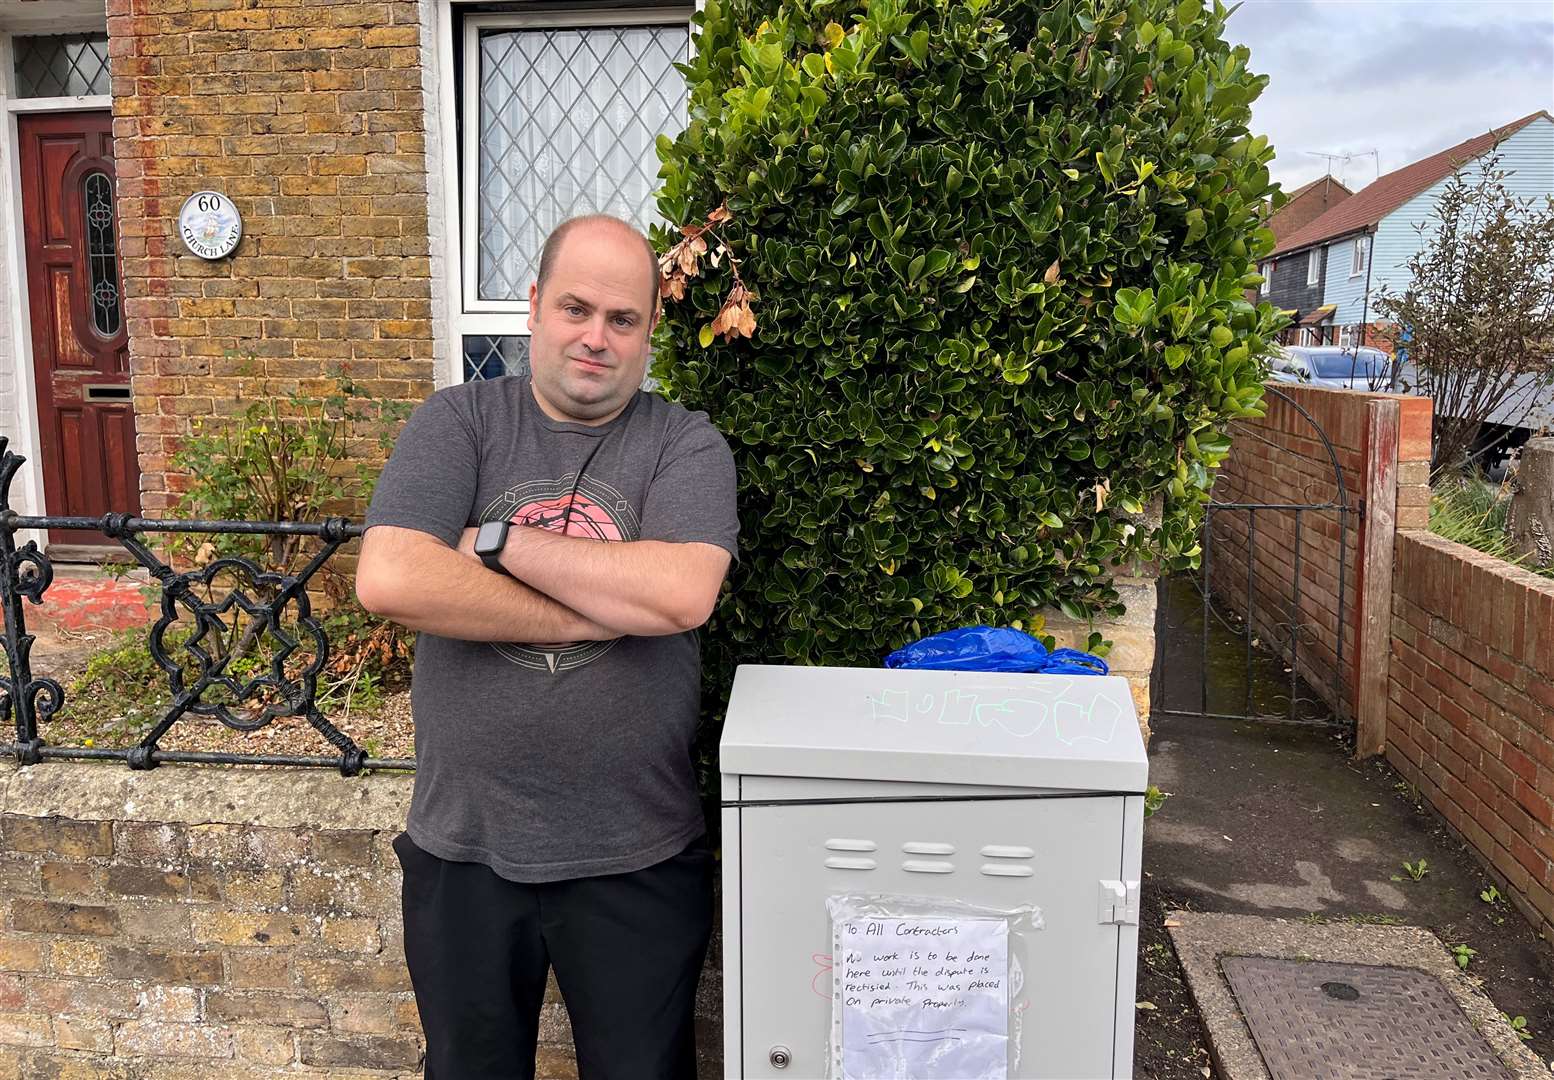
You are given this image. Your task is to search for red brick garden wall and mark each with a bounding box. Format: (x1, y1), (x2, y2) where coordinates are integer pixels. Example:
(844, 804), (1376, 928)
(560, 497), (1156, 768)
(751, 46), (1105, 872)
(1211, 382), (1554, 940)
(1207, 383), (1431, 720)
(1387, 532), (1554, 941)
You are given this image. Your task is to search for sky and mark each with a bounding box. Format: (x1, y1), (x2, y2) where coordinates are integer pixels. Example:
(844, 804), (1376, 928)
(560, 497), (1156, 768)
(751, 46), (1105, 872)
(1221, 0), (1554, 194)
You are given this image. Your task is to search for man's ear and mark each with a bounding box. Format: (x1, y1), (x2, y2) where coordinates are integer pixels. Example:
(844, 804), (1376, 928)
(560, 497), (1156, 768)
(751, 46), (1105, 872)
(527, 282), (540, 333)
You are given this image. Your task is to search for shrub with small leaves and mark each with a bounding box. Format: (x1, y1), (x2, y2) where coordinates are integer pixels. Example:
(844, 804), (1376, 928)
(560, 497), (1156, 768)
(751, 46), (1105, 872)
(168, 355), (409, 587)
(653, 0), (1284, 722)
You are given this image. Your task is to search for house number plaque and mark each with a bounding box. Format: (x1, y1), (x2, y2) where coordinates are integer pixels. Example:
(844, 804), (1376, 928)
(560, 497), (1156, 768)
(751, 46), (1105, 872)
(178, 190), (242, 260)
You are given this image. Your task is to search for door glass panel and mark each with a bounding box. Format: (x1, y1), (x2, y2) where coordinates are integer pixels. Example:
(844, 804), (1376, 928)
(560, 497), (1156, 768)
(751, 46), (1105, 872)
(13, 33), (111, 98)
(476, 24), (688, 302)
(84, 171), (121, 337)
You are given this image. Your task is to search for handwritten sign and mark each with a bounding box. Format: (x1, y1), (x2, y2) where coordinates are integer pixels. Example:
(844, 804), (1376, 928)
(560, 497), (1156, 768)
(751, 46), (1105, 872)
(837, 917), (1008, 1079)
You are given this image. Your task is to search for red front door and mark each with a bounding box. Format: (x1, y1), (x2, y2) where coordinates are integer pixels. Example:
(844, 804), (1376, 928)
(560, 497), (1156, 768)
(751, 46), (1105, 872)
(19, 111), (138, 551)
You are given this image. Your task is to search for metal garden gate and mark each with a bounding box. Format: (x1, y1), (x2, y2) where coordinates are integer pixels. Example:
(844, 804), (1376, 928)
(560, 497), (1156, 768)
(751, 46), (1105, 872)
(1153, 386), (1357, 730)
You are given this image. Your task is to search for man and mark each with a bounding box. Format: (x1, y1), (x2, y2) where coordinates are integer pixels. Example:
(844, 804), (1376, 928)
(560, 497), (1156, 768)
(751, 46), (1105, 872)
(356, 214), (738, 1079)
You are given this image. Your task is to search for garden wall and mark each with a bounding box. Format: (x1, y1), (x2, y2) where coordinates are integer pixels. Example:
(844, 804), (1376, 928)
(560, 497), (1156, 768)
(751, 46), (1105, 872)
(1386, 532), (1554, 941)
(0, 760), (721, 1077)
(1206, 383), (1430, 737)
(1208, 381), (1554, 942)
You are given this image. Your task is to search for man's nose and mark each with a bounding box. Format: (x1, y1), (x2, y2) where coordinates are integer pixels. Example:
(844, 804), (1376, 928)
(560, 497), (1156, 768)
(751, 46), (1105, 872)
(579, 316), (609, 352)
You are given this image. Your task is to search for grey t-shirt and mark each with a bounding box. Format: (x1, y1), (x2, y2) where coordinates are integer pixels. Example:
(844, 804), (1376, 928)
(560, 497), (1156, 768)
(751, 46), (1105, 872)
(365, 376), (738, 882)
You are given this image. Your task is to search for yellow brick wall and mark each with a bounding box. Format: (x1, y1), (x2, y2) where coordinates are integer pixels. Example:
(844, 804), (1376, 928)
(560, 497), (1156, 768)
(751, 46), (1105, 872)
(107, 0), (437, 513)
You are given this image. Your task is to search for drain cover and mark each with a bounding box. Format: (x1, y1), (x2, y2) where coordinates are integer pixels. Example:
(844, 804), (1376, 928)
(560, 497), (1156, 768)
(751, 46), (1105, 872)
(1221, 956), (1512, 1079)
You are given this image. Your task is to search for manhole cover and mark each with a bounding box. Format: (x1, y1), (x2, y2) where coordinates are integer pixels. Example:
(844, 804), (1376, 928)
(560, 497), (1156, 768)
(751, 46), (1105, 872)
(1221, 956), (1512, 1079)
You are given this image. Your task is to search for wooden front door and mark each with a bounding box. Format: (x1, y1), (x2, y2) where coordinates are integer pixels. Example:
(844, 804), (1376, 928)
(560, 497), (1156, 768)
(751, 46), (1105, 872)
(19, 111), (138, 552)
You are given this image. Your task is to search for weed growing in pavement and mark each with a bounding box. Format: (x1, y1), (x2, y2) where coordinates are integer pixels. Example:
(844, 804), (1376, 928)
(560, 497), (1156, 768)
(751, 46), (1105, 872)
(1400, 859), (1430, 882)
(1502, 1013), (1532, 1042)
(1450, 943), (1477, 970)
(1144, 785), (1171, 818)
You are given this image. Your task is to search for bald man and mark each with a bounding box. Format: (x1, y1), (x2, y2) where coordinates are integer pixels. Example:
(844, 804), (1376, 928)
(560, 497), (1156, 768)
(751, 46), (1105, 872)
(357, 214), (738, 1078)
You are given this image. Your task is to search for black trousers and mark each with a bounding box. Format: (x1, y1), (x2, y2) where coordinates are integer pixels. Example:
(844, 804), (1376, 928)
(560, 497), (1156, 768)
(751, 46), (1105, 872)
(394, 831), (713, 1080)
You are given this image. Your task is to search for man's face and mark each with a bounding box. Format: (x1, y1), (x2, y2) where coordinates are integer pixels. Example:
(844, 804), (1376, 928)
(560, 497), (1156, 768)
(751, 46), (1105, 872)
(526, 222), (659, 425)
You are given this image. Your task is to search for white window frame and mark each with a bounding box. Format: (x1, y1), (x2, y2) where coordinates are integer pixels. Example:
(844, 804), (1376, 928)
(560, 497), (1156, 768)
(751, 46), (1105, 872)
(435, 4), (695, 386)
(1350, 234), (1369, 278)
(1306, 248), (1320, 287)
(1258, 262), (1271, 296)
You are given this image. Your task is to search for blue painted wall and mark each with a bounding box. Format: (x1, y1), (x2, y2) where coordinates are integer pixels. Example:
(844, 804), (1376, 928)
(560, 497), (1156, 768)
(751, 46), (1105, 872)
(1331, 116), (1554, 328)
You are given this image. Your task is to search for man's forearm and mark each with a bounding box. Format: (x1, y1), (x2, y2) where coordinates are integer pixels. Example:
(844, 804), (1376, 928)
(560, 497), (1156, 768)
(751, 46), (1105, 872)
(357, 527), (620, 642)
(497, 527), (726, 637)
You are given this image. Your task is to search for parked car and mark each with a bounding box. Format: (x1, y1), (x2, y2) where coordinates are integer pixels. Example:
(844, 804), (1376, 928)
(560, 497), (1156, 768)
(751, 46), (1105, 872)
(1268, 345), (1394, 390)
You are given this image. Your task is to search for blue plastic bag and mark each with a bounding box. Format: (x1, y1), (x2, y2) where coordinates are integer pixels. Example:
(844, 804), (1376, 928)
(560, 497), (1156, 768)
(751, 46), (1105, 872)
(884, 625), (1109, 675)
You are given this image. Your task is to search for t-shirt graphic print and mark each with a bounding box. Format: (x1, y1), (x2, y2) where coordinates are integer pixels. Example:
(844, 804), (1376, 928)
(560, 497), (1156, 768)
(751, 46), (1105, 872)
(480, 472), (641, 673)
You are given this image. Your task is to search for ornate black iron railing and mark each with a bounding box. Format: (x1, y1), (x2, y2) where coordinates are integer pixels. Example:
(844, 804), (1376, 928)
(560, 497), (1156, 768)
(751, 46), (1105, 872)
(0, 437), (414, 775)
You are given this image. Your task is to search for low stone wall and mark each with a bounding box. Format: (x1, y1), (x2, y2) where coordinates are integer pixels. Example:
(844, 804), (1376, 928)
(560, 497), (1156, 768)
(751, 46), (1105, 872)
(0, 760), (722, 1078)
(1043, 576), (1157, 742)
(0, 761), (423, 1076)
(1387, 531), (1554, 942)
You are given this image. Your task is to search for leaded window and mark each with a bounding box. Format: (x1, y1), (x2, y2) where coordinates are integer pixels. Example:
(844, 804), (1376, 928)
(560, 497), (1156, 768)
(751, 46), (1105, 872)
(83, 171), (121, 337)
(473, 21), (688, 304)
(12, 33), (111, 98)
(463, 335), (530, 382)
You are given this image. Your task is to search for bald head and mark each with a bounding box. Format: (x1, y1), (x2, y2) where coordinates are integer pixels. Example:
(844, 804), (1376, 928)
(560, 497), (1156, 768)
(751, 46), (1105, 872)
(536, 214), (660, 311)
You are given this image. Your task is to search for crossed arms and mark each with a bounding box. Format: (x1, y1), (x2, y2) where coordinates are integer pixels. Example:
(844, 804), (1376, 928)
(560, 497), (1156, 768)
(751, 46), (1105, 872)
(354, 524), (731, 642)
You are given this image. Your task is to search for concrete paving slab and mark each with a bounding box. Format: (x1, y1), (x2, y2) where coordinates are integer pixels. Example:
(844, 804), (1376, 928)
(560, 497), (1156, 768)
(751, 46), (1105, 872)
(1166, 910), (1547, 1080)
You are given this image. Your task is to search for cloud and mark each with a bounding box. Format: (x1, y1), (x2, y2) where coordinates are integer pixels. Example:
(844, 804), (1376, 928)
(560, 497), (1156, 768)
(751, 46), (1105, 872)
(1223, 0), (1554, 191)
(1315, 20), (1554, 91)
(1224, 0), (1325, 43)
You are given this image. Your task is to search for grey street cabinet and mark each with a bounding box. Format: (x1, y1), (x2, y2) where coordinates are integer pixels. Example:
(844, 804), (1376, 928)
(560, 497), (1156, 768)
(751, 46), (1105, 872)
(720, 664), (1148, 1079)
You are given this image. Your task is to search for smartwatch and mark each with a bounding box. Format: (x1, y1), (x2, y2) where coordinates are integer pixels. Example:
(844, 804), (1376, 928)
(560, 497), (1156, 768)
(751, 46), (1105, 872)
(473, 519), (511, 574)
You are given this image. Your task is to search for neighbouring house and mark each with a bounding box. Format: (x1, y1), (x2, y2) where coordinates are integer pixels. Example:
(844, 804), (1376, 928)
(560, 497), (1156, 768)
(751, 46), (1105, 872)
(0, 0), (691, 561)
(1243, 175), (1349, 305)
(1257, 110), (1554, 349)
(1266, 174), (1351, 245)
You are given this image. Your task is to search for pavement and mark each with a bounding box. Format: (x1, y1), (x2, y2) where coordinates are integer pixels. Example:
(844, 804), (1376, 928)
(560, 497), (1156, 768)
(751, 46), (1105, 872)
(1167, 910), (1546, 1079)
(1145, 578), (1554, 1077)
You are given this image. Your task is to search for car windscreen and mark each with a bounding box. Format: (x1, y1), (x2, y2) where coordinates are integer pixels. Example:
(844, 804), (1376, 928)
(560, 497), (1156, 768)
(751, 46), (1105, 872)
(1309, 351), (1388, 379)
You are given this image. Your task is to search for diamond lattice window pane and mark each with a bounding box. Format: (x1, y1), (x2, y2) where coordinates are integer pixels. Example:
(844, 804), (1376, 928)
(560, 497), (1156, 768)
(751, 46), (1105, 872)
(477, 24), (688, 302)
(463, 335), (531, 381)
(13, 34), (111, 98)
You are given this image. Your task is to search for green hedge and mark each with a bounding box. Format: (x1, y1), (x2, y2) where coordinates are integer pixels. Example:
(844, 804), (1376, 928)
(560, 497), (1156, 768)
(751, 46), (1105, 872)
(652, 0), (1284, 702)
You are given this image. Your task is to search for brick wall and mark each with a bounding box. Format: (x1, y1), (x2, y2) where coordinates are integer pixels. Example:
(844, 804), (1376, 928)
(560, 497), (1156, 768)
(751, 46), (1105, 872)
(1266, 177), (1352, 245)
(1387, 532), (1554, 941)
(0, 762), (422, 1075)
(106, 0), (438, 512)
(1206, 383), (1431, 720)
(0, 760), (721, 1077)
(1210, 381), (1554, 938)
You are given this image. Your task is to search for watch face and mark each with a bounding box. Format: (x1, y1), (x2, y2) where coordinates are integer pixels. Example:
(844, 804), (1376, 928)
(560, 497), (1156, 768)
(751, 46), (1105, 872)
(474, 520), (508, 555)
